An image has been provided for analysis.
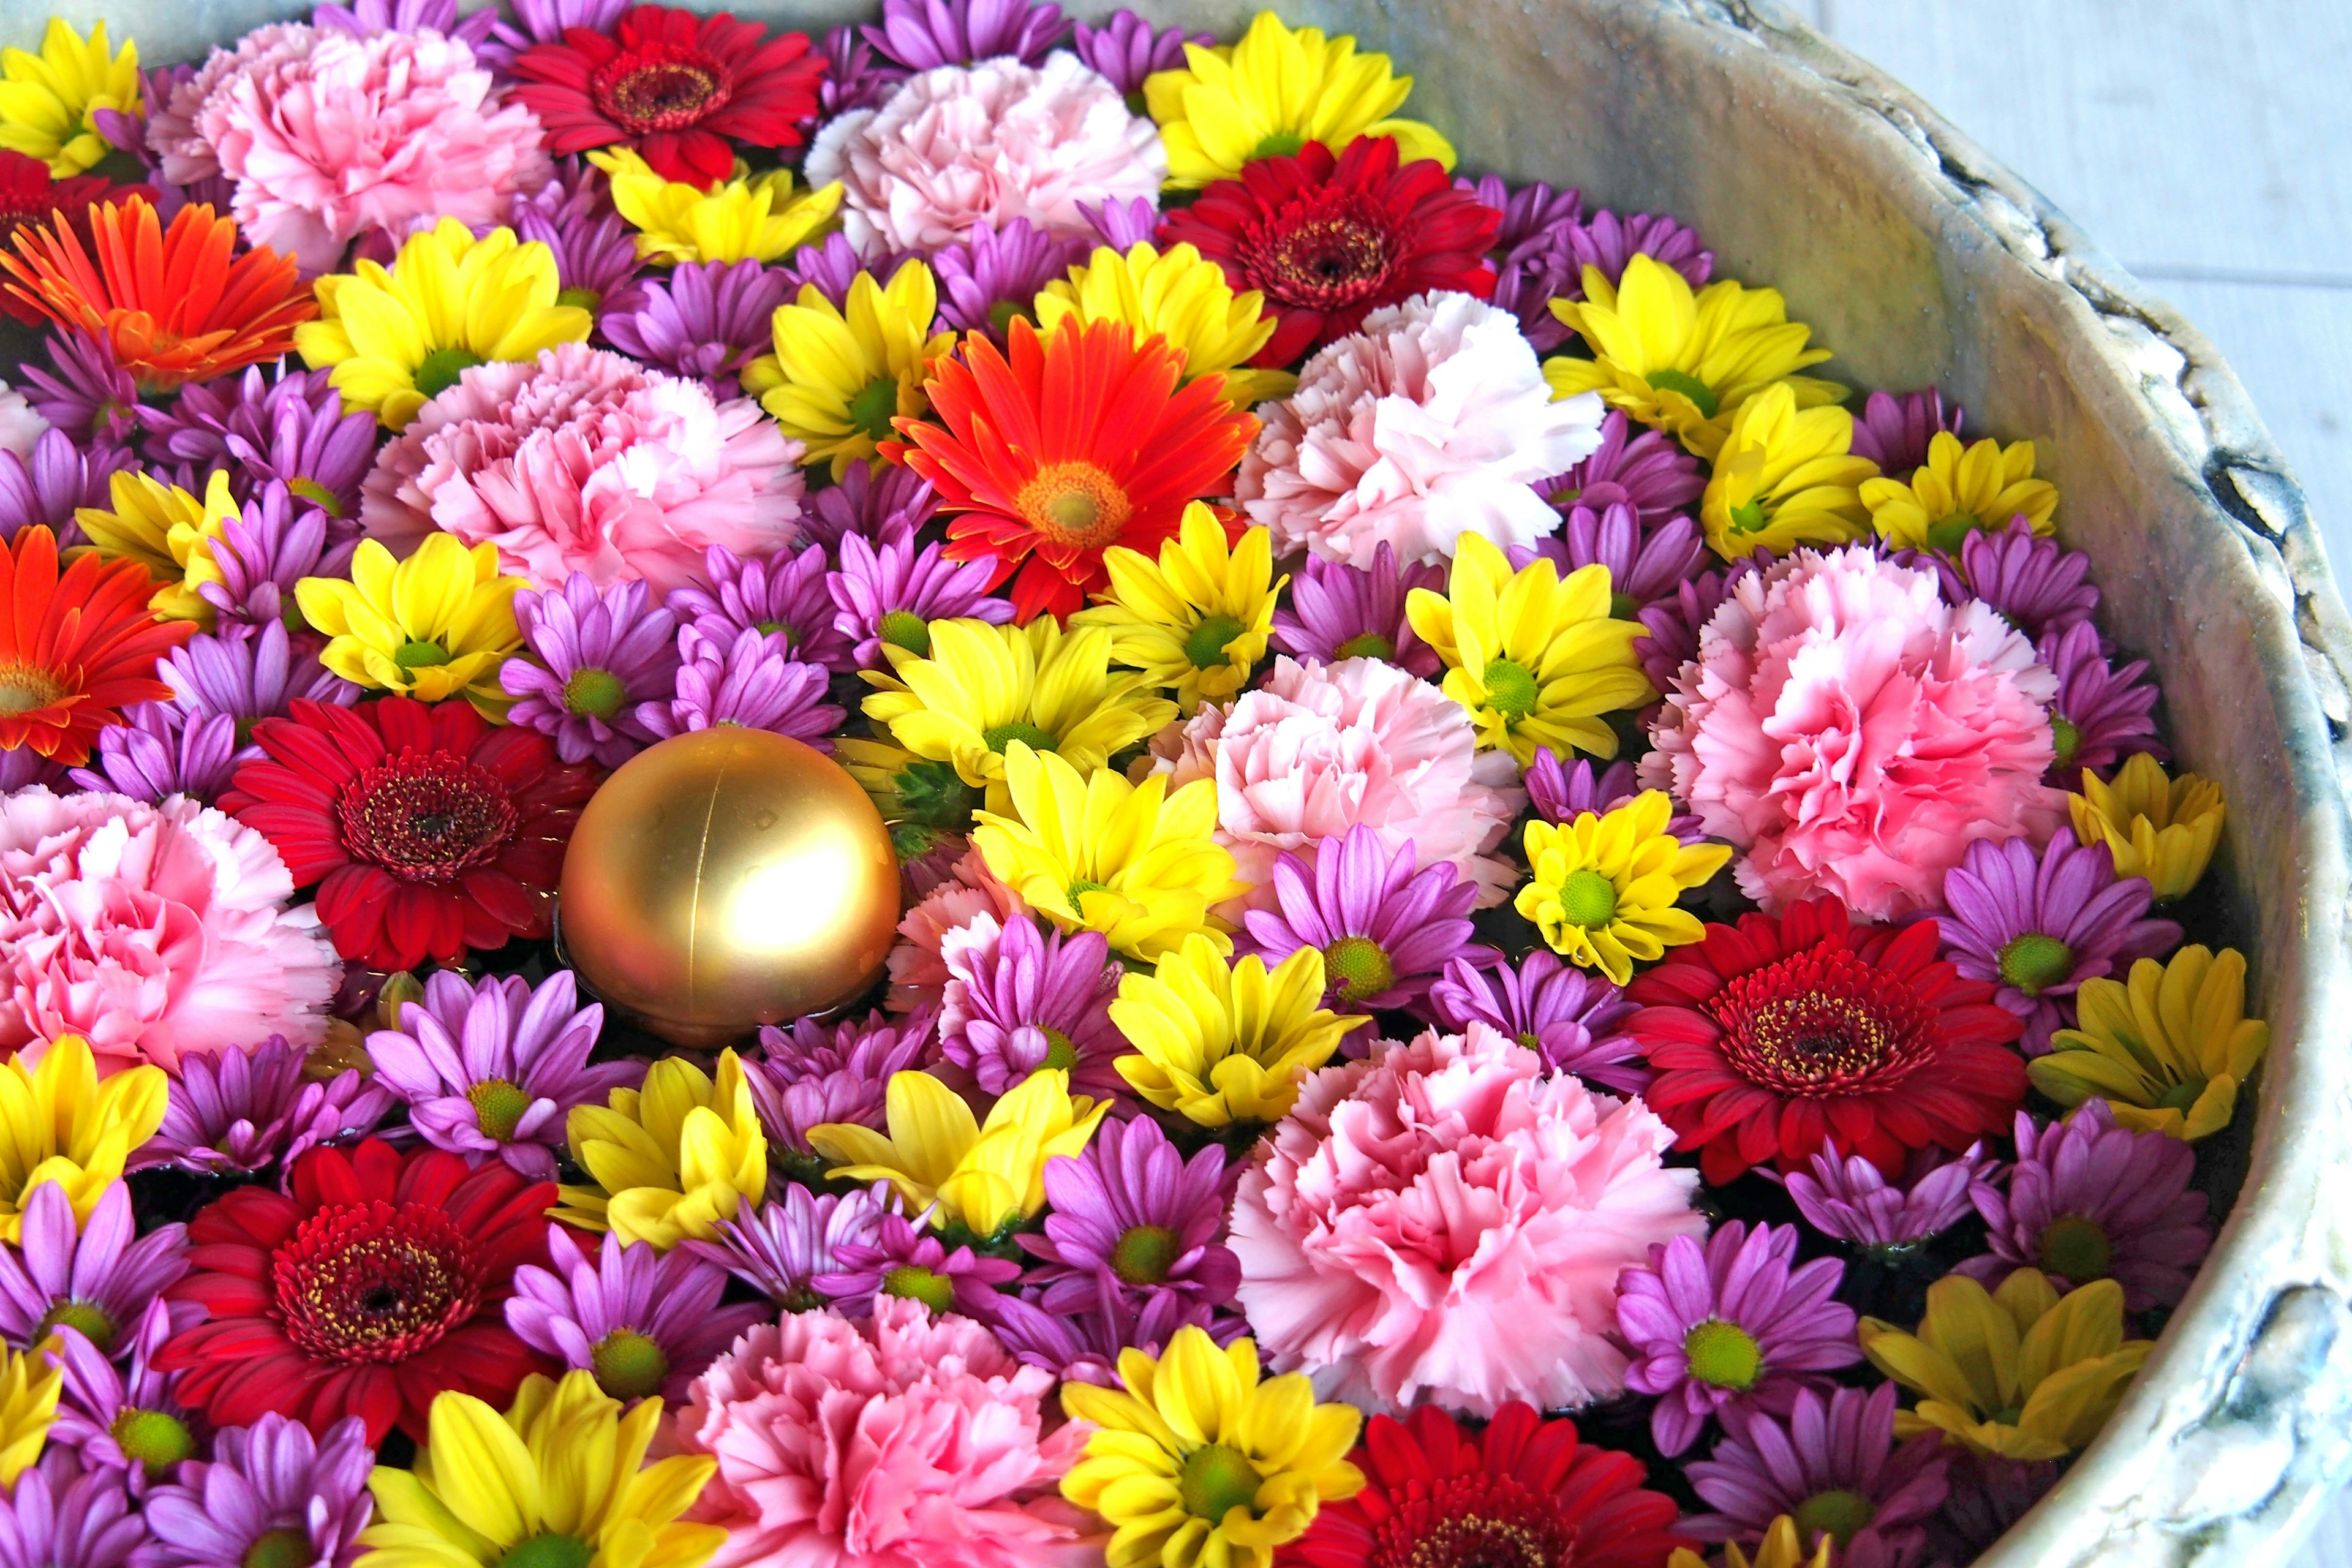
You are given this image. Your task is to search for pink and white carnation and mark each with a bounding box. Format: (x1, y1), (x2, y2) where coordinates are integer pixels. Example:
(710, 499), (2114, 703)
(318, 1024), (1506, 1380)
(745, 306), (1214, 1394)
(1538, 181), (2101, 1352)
(1229, 1020), (1703, 1417)
(147, 22), (312, 186)
(1642, 543), (2064, 921)
(885, 847), (1026, 1012)
(805, 53), (1166, 255)
(1155, 655), (1525, 910)
(0, 787), (341, 1072)
(1236, 290), (1605, 567)
(676, 1297), (1098, 1568)
(362, 341), (806, 596)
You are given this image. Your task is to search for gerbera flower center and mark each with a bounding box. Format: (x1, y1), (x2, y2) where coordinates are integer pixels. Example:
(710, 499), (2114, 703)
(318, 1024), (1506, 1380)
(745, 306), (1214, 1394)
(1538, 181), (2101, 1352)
(1645, 368), (1719, 419)
(1039, 1024), (1079, 1072)
(1366, 1474), (1573, 1568)
(1794, 1488), (1878, 1547)
(563, 666), (627, 718)
(243, 1528), (315, 1568)
(1997, 932), (2075, 997)
(1014, 461), (1136, 550)
(881, 1264), (956, 1313)
(1184, 614), (1248, 670)
(413, 347), (486, 401)
(592, 42), (729, 132)
(1481, 658), (1540, 720)
(1177, 1443), (1262, 1524)
(337, 753), (523, 884)
(848, 376), (901, 442)
(1682, 1317), (1763, 1390)
(878, 609), (932, 656)
(288, 477), (345, 516)
(0, 661), (66, 714)
(500, 1532), (595, 1568)
(2038, 1213), (2114, 1282)
(1555, 869), (1618, 929)
(590, 1326), (671, 1401)
(1322, 934), (1395, 1004)
(2051, 714), (2082, 770)
(467, 1077), (535, 1142)
(34, 1298), (115, 1352)
(273, 1199), (486, 1364)
(1333, 631), (1395, 660)
(1111, 1223), (1181, 1284)
(1254, 205), (1393, 309)
(1708, 944), (1943, 1098)
(983, 720), (1060, 755)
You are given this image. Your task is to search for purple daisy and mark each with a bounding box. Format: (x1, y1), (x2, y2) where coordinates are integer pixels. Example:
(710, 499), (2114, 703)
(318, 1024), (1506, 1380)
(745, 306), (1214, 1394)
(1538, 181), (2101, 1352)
(159, 622), (358, 740)
(1459, 175), (1583, 351)
(1240, 824), (1496, 1019)
(312, 0), (497, 47)
(2040, 620), (2166, 782)
(16, 331), (140, 449)
(506, 1224), (767, 1404)
(932, 219), (1088, 342)
(364, 968), (640, 1179)
(636, 628), (844, 747)
(1268, 540), (1445, 677)
(1518, 500), (1708, 619)
(669, 542), (857, 673)
(937, 911), (1126, 1100)
(0, 1452), (146, 1568)
(67, 703), (238, 802)
(137, 1412), (375, 1568)
(1686, 1383), (1951, 1568)
(816, 25), (909, 117)
(829, 526), (1014, 669)
(1617, 1219), (1864, 1457)
(512, 158), (648, 323)
(1929, 1452), (2059, 1564)
(0, 428), (130, 546)
(48, 1302), (202, 1493)
(897, 824), (971, 901)
(864, 0), (1070, 70)
(477, 0), (627, 69)
(798, 460), (938, 551)
(130, 1035), (397, 1177)
(1561, 207), (1714, 297)
(1959, 1103), (2213, 1310)
(812, 1209), (1022, 1321)
(0, 1182), (193, 1362)
(1778, 1144), (1999, 1255)
(1637, 554), (1769, 693)
(1081, 194), (1159, 249)
(1541, 409), (1706, 527)
(993, 1281), (1240, 1387)
(0, 749), (66, 793)
(500, 573), (680, 767)
(746, 1006), (938, 1159)
(189, 482), (358, 637)
(1953, 516), (2100, 641)
(600, 260), (793, 401)
(1015, 1114), (1238, 1317)
(682, 1183), (896, 1308)
(138, 368), (374, 525)
(1847, 388), (1966, 481)
(1525, 751), (1691, 841)
(1072, 10), (1212, 97)
(1426, 949), (1649, 1093)
(783, 234), (887, 312)
(1936, 826), (2180, 1054)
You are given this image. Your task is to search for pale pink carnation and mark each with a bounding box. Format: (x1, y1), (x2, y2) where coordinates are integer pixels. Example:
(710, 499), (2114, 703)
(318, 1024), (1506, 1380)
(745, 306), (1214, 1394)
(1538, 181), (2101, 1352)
(362, 341), (806, 595)
(806, 53), (1165, 255)
(885, 848), (1025, 1012)
(1155, 655), (1523, 911)
(1236, 290), (1605, 567)
(1229, 1020), (1703, 1417)
(676, 1297), (1098, 1568)
(0, 787), (341, 1073)
(1642, 544), (2063, 921)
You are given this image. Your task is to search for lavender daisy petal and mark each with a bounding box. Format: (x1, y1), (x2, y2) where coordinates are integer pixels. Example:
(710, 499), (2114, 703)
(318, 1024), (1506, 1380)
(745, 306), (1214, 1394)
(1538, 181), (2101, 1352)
(46, 1301), (203, 1495)
(312, 0), (497, 48)
(478, 0), (629, 70)
(829, 527), (1014, 669)
(500, 573), (680, 767)
(1460, 175), (1584, 350)
(0, 1182), (194, 1362)
(635, 628), (845, 747)
(67, 704), (239, 802)
(931, 219), (1089, 342)
(937, 911), (1126, 1100)
(2041, 619), (2166, 781)
(1071, 9), (1210, 96)
(192, 483), (360, 638)
(18, 331), (140, 448)
(0, 1451), (148, 1568)
(682, 1183), (895, 1308)
(1777, 1144), (2000, 1254)
(138, 1412), (375, 1568)
(1685, 1383), (1951, 1568)
(0, 428), (134, 546)
(812, 1209), (1022, 1321)
(745, 1006), (938, 1158)
(513, 157), (648, 323)
(1240, 823), (1496, 1020)
(1847, 389), (1966, 481)
(1268, 540), (1446, 677)
(1954, 516), (2100, 641)
(601, 260), (793, 401)
(1014, 1114), (1237, 1317)
(864, 0), (1071, 70)
(1427, 949), (1650, 1093)
(160, 621), (358, 740)
(1516, 500), (1708, 616)
(797, 461), (938, 551)
(668, 543), (857, 673)
(993, 1280), (1244, 1388)
(815, 24), (910, 117)
(505, 1224), (768, 1403)
(1540, 409), (1706, 527)
(132, 1036), (397, 1177)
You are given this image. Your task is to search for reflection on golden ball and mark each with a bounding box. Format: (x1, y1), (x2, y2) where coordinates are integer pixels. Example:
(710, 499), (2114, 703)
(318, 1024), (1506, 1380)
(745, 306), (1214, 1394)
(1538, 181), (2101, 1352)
(557, 728), (900, 1047)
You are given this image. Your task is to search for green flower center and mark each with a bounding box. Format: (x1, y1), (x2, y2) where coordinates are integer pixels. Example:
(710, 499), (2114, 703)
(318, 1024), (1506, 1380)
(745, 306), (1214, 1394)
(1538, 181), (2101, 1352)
(1039, 1024), (1077, 1072)
(987, 299), (1028, 336)
(1177, 1443), (1262, 1524)
(500, 1534), (594, 1568)
(1183, 614), (1248, 671)
(1112, 1224), (1181, 1285)
(1518, 1030), (1544, 1055)
(36, 1299), (115, 1352)
(1609, 590), (1638, 620)
(2051, 714), (2081, 770)
(1728, 498), (1771, 535)
(1333, 631), (1394, 661)
(562, 666), (627, 719)
(467, 1078), (535, 1143)
(848, 376), (902, 443)
(393, 639), (451, 669)
(1322, 934), (1395, 1005)
(1481, 658), (1540, 721)
(1067, 875), (1109, 905)
(288, 477), (344, 518)
(590, 1327), (671, 1401)
(414, 347), (487, 402)
(1555, 869), (1619, 929)
(1250, 130), (1306, 160)
(878, 609), (932, 656)
(1795, 1488), (1878, 1547)
(1646, 368), (1719, 419)
(983, 721), (1059, 755)
(111, 1407), (195, 1477)
(243, 1528), (315, 1568)
(1683, 1318), (1763, 1390)
(2157, 1079), (2208, 1113)
(1926, 512), (1985, 556)
(2038, 1214), (2113, 1283)
(557, 285), (602, 314)
(1997, 932), (2075, 998)
(752, 617), (793, 642)
(883, 1264), (957, 1314)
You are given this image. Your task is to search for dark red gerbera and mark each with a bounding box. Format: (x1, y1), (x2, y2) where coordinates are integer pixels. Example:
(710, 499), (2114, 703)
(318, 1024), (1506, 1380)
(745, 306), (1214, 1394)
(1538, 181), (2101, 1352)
(157, 1139), (562, 1445)
(1627, 898), (2029, 1184)
(1282, 1403), (1694, 1568)
(220, 696), (601, 971)
(1159, 134), (1499, 367)
(0, 149), (153, 326)
(513, 4), (827, 187)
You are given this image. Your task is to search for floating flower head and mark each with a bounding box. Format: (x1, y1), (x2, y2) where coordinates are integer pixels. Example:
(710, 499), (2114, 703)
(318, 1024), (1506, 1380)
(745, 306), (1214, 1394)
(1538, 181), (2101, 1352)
(682, 1182), (892, 1308)
(138, 1411), (375, 1568)
(2029, 944), (2268, 1141)
(1018, 1112), (1238, 1316)
(1697, 385), (1875, 559)
(1268, 540), (1445, 676)
(1110, 934), (1364, 1126)
(130, 1031), (393, 1177)
(1071, 508), (1281, 712)
(1957, 515), (2098, 641)
(505, 1224), (766, 1405)
(0, 19), (140, 176)
(747, 259), (956, 478)
(1684, 1382), (1951, 1568)
(1546, 405), (1708, 524)
(590, 146), (842, 266)
(2040, 620), (2165, 782)
(555, 1049), (767, 1250)
(0, 1182), (190, 1364)
(827, 524), (1013, 669)
(0, 527), (189, 764)
(1517, 791), (1732, 986)
(500, 573), (680, 767)
(2067, 752), (2225, 902)
(295, 536), (523, 712)
(744, 1007), (937, 1159)
(1427, 949), (1649, 1094)
(1241, 824), (1491, 1018)
(1035, 238), (1292, 405)
(600, 257), (793, 398)
(1860, 431), (2057, 555)
(938, 911), (1128, 1101)
(1780, 1143), (1998, 1256)
(1847, 388), (1965, 480)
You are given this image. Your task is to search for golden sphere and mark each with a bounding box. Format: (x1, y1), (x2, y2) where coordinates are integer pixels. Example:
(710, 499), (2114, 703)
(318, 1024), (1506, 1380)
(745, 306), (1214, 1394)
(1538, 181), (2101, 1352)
(557, 728), (901, 1047)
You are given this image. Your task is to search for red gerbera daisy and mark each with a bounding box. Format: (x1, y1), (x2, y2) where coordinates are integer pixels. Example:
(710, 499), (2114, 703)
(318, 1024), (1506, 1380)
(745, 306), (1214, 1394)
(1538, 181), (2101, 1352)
(157, 1138), (561, 1445)
(1282, 1403), (1694, 1568)
(0, 526), (190, 765)
(1627, 897), (2029, 1185)
(889, 316), (1260, 621)
(220, 696), (601, 971)
(513, 4), (827, 187)
(0, 149), (153, 326)
(1159, 134), (1499, 367)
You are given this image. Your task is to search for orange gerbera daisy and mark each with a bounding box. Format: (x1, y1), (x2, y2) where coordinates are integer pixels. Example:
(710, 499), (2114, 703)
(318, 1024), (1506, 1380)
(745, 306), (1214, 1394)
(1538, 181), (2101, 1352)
(0, 195), (315, 392)
(0, 526), (190, 764)
(888, 317), (1259, 622)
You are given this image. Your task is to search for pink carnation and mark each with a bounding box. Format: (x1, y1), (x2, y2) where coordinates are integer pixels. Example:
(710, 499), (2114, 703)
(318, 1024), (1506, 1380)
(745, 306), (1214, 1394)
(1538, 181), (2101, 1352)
(0, 787), (341, 1073)
(1155, 655), (1525, 911)
(362, 341), (807, 595)
(1642, 545), (2063, 921)
(805, 53), (1166, 255)
(885, 848), (1025, 1012)
(148, 23), (312, 186)
(676, 1298), (1098, 1568)
(1229, 1021), (1703, 1417)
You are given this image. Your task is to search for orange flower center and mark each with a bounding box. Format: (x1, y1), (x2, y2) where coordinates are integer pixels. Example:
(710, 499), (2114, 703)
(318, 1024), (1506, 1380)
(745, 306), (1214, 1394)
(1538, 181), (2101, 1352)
(1015, 462), (1134, 550)
(0, 662), (67, 715)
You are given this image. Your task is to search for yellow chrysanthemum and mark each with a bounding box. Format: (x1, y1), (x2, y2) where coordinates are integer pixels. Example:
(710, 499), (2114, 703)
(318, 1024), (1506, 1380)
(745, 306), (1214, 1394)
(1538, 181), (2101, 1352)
(357, 1371), (724, 1568)
(973, 742), (1244, 962)
(1033, 241), (1296, 406)
(296, 535), (524, 713)
(2067, 752), (2225, 901)
(1546, 255), (1844, 460)
(809, 1066), (1107, 1237)
(861, 616), (1176, 815)
(1404, 532), (1654, 766)
(1860, 1269), (2151, 1461)
(1668, 1517), (1831, 1568)
(743, 260), (956, 479)
(0, 1035), (167, 1246)
(0, 19), (138, 176)
(1860, 430), (2059, 553)
(72, 468), (243, 625)
(555, 1050), (767, 1250)
(1697, 383), (1877, 559)
(1109, 933), (1365, 1127)
(1071, 507), (1284, 713)
(0, 1342), (60, 1489)
(296, 220), (592, 431)
(589, 146), (844, 266)
(1517, 791), (1732, 984)
(2029, 945), (2268, 1142)
(1061, 1325), (1365, 1568)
